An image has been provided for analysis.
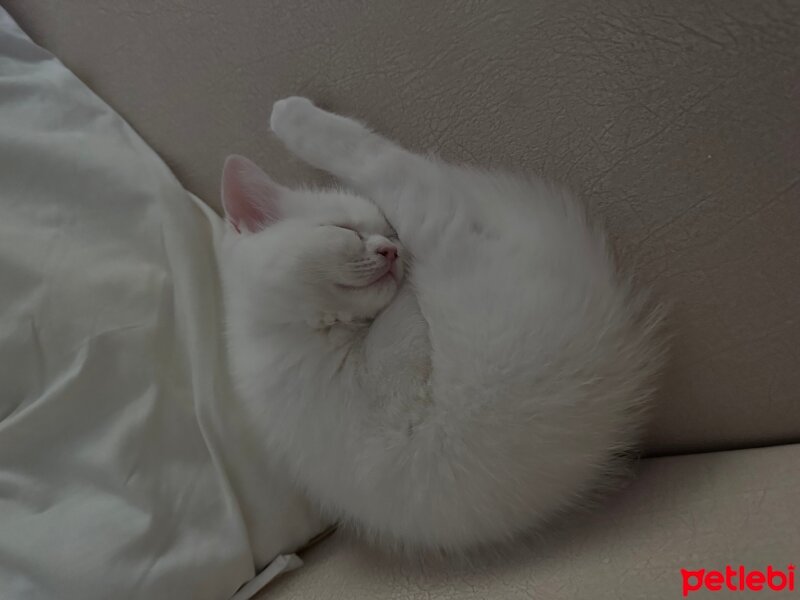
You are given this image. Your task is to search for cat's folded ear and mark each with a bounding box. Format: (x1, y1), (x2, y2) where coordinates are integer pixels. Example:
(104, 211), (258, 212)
(222, 154), (287, 233)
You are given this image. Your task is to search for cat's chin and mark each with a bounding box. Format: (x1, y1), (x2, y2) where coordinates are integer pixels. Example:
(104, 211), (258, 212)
(330, 277), (400, 323)
(369, 269), (398, 287)
(336, 270), (397, 291)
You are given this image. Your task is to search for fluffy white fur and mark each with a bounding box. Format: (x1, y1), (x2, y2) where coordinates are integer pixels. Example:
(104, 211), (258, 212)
(220, 97), (664, 554)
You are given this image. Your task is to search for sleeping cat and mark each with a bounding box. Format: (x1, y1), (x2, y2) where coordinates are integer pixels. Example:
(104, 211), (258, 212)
(219, 97), (664, 554)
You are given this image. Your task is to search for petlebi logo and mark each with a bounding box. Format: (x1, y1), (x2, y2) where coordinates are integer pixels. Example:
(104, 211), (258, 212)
(681, 565), (795, 596)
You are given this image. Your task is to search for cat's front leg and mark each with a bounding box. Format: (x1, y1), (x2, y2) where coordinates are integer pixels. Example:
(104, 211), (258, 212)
(270, 97), (428, 216)
(271, 97), (389, 184)
(271, 97), (454, 255)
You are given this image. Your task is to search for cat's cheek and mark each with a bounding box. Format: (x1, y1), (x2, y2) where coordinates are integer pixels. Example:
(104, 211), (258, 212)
(314, 228), (362, 259)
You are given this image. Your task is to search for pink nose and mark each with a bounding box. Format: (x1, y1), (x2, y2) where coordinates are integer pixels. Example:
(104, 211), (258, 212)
(376, 245), (398, 262)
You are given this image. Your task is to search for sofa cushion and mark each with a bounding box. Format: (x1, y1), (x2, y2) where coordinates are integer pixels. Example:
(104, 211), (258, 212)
(264, 443), (800, 599)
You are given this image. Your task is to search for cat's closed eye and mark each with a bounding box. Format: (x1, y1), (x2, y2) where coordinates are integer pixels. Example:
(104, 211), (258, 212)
(331, 224), (364, 240)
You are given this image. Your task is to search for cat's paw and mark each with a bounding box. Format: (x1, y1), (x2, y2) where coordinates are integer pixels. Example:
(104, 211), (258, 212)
(270, 96), (316, 139)
(305, 311), (369, 331)
(336, 312), (355, 324)
(306, 312), (338, 330)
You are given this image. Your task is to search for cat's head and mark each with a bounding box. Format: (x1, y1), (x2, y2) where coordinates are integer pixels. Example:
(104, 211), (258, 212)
(221, 154), (404, 324)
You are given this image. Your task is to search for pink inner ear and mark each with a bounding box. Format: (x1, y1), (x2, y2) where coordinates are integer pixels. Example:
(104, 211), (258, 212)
(221, 154), (284, 233)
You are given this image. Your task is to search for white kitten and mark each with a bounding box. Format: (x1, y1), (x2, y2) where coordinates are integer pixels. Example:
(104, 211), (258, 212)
(219, 97), (664, 554)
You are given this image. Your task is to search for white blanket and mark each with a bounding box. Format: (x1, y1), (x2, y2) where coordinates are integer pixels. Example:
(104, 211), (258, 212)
(0, 8), (323, 599)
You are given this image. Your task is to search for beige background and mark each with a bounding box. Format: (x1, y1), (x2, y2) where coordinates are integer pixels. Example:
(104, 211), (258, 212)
(6, 0), (799, 455)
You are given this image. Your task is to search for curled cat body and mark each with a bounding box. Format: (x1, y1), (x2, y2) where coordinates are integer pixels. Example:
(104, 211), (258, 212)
(220, 97), (664, 554)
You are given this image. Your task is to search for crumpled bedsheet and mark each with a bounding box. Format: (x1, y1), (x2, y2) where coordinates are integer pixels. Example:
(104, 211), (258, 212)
(0, 8), (323, 599)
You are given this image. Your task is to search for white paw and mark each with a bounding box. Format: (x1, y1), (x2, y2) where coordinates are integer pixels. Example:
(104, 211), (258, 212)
(306, 312), (338, 330)
(270, 96), (316, 139)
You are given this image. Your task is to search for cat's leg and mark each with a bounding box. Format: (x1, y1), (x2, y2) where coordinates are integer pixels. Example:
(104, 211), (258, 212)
(270, 97), (446, 247)
(270, 97), (419, 193)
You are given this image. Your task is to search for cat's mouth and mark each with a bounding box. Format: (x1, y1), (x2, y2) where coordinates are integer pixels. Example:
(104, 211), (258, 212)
(369, 269), (396, 286)
(338, 265), (396, 290)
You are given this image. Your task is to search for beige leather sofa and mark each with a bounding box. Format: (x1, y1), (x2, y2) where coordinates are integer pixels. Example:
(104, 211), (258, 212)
(8, 2), (798, 598)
